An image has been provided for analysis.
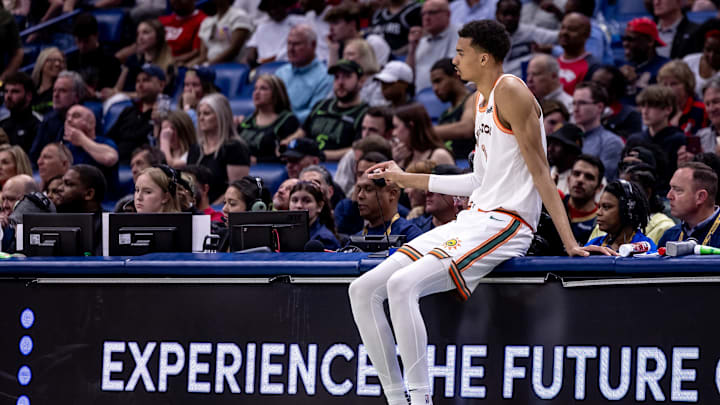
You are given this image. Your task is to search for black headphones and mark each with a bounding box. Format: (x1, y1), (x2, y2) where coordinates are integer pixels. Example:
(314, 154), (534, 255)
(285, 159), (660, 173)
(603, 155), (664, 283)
(24, 192), (52, 212)
(617, 179), (639, 226)
(155, 164), (178, 196)
(250, 177), (267, 212)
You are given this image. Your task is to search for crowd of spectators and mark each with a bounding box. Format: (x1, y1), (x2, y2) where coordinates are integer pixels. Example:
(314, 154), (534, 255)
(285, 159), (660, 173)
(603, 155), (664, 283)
(2, 0), (720, 256)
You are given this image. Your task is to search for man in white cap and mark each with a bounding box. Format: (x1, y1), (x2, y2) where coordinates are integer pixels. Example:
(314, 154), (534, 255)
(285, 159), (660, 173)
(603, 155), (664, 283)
(375, 61), (414, 108)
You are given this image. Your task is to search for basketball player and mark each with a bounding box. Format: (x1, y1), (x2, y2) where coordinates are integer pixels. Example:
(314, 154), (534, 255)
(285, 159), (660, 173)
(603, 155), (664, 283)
(348, 20), (614, 405)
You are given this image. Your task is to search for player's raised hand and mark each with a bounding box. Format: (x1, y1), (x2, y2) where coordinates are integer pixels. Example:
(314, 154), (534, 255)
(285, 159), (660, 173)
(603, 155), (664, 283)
(365, 160), (407, 186)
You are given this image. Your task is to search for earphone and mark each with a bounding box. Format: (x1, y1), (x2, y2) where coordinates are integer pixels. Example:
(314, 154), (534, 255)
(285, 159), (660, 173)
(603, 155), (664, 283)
(155, 164), (178, 196)
(250, 177), (267, 212)
(23, 192), (52, 212)
(617, 179), (638, 225)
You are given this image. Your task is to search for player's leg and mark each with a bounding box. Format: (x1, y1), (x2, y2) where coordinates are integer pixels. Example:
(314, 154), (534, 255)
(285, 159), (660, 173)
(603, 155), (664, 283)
(348, 252), (416, 405)
(385, 253), (456, 405)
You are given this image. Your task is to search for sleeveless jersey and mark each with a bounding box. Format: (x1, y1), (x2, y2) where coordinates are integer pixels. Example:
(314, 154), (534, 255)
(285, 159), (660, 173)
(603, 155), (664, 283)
(469, 74), (546, 230)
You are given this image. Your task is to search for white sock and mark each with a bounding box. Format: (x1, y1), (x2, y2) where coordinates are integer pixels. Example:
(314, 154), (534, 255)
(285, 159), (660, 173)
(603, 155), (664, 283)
(409, 389), (432, 405)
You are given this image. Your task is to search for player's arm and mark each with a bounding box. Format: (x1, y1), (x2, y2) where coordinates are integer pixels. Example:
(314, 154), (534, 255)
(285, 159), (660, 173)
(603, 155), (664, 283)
(494, 79), (614, 257)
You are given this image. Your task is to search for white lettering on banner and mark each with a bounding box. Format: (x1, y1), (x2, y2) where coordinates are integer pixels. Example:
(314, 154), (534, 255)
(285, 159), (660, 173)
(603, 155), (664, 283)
(100, 341), (704, 401)
(427, 344), (456, 397)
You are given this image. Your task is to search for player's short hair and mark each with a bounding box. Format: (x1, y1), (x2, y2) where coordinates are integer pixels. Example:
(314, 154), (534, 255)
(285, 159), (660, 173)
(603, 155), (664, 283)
(458, 20), (511, 62)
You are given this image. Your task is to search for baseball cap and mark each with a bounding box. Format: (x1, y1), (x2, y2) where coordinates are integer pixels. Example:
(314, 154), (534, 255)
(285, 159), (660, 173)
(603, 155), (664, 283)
(547, 123), (583, 154)
(329, 59), (364, 76)
(140, 63), (167, 81)
(374, 61), (413, 84)
(281, 138), (326, 161)
(626, 17), (667, 47)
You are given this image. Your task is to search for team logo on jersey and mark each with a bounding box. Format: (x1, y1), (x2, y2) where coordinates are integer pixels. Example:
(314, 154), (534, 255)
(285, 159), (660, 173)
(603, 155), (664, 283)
(486, 105), (493, 114)
(444, 238), (462, 250)
(477, 123), (491, 135)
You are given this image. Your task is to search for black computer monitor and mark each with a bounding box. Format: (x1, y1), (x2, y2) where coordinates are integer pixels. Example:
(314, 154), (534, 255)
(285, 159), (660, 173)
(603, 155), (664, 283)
(228, 210), (309, 252)
(108, 213), (193, 256)
(23, 213), (97, 256)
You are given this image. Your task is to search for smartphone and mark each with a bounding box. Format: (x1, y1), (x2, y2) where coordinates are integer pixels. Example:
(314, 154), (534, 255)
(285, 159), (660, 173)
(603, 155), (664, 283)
(687, 135), (701, 155)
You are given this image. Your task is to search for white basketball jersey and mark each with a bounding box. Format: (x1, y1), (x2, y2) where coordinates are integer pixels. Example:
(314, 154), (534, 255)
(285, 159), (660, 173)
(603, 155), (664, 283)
(469, 74), (546, 230)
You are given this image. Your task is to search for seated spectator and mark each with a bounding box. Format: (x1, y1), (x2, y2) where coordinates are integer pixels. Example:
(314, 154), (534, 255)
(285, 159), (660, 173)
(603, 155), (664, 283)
(158, 0), (207, 65)
(158, 110), (197, 169)
(527, 54), (573, 117)
(697, 76), (720, 154)
(683, 20), (720, 98)
(375, 61), (414, 108)
(281, 137), (324, 179)
(299, 164), (345, 209)
(572, 81), (624, 180)
(354, 157), (423, 241)
(244, 0), (306, 65)
(658, 60), (709, 136)
(238, 74), (300, 164)
(564, 0), (613, 65)
(188, 93), (251, 203)
(114, 20), (174, 94)
(44, 174), (64, 207)
(520, 0), (564, 30)
(547, 123), (583, 196)
(557, 12), (599, 96)
(0, 144), (32, 188)
(449, 0), (497, 27)
(342, 38), (387, 107)
(289, 180), (340, 250)
(115, 145), (166, 212)
(29, 71), (86, 162)
(272, 178), (298, 210)
(67, 13), (121, 96)
(653, 0), (698, 59)
(1, 72), (41, 154)
(31, 47), (65, 116)
(659, 162), (720, 248)
(541, 99), (570, 136)
(590, 65), (643, 139)
(0, 7), (22, 83)
(222, 176), (272, 214)
(63, 105), (120, 198)
(406, 0), (458, 92)
(184, 165), (223, 221)
(621, 18), (671, 104)
(324, 2), (391, 69)
(586, 180), (656, 253)
(178, 67), (217, 123)
(193, 0), (252, 65)
(369, 0), (421, 56)
(336, 124), (394, 196)
(619, 165), (675, 244)
(404, 160), (436, 220)
(564, 154), (604, 245)
(134, 166), (181, 213)
(0, 174), (41, 251)
(497, 0), (556, 78)
(275, 24), (333, 123)
(393, 103), (455, 169)
(627, 84), (686, 183)
(106, 64), (166, 163)
(37, 142), (72, 189)
(430, 58), (475, 160)
(55, 164), (106, 215)
(335, 151), (387, 236)
(285, 60), (369, 161)
(301, 0), (329, 63)
(412, 164), (462, 232)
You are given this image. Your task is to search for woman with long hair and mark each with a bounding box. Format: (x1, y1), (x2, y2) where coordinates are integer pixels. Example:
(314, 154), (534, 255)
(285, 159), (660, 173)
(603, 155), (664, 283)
(178, 67), (217, 123)
(289, 181), (340, 250)
(188, 93), (250, 203)
(158, 109), (198, 169)
(114, 18), (174, 93)
(221, 176), (271, 214)
(343, 38), (386, 106)
(238, 74), (300, 163)
(391, 103), (454, 169)
(586, 180), (656, 253)
(0, 144), (32, 187)
(31, 47), (65, 114)
(133, 166), (181, 213)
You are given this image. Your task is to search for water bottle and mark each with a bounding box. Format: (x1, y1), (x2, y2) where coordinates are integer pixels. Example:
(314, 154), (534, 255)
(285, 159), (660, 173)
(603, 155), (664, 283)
(618, 241), (651, 257)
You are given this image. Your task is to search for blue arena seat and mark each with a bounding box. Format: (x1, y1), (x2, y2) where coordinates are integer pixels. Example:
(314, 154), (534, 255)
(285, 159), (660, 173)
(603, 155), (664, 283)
(83, 100), (103, 135)
(212, 63), (250, 99)
(414, 87), (450, 122)
(92, 9), (125, 45)
(688, 11), (716, 24)
(229, 97), (255, 118)
(103, 99), (133, 135)
(250, 163), (287, 193)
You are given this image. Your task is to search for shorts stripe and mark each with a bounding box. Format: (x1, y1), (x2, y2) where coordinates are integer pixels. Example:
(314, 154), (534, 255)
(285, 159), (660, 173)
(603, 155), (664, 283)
(396, 245), (423, 261)
(456, 219), (521, 272)
(428, 248), (451, 259)
(448, 260), (471, 301)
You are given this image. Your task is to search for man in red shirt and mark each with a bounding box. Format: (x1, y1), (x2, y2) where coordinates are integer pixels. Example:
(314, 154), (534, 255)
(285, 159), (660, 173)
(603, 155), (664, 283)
(557, 12), (599, 95)
(159, 0), (206, 64)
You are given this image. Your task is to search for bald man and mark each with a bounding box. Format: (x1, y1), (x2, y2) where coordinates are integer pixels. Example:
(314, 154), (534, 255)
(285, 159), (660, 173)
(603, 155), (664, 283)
(1, 174), (38, 220)
(406, 0), (458, 91)
(557, 12), (599, 95)
(64, 104), (120, 199)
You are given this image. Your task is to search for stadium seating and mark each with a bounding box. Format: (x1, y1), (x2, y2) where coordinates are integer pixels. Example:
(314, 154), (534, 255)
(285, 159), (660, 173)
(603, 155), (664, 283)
(414, 87), (450, 122)
(229, 97), (255, 118)
(211, 63), (250, 99)
(92, 9), (125, 46)
(103, 99), (134, 135)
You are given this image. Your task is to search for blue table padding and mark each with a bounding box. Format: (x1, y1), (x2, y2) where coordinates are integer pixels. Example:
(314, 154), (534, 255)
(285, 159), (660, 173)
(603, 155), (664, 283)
(0, 256), (128, 276)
